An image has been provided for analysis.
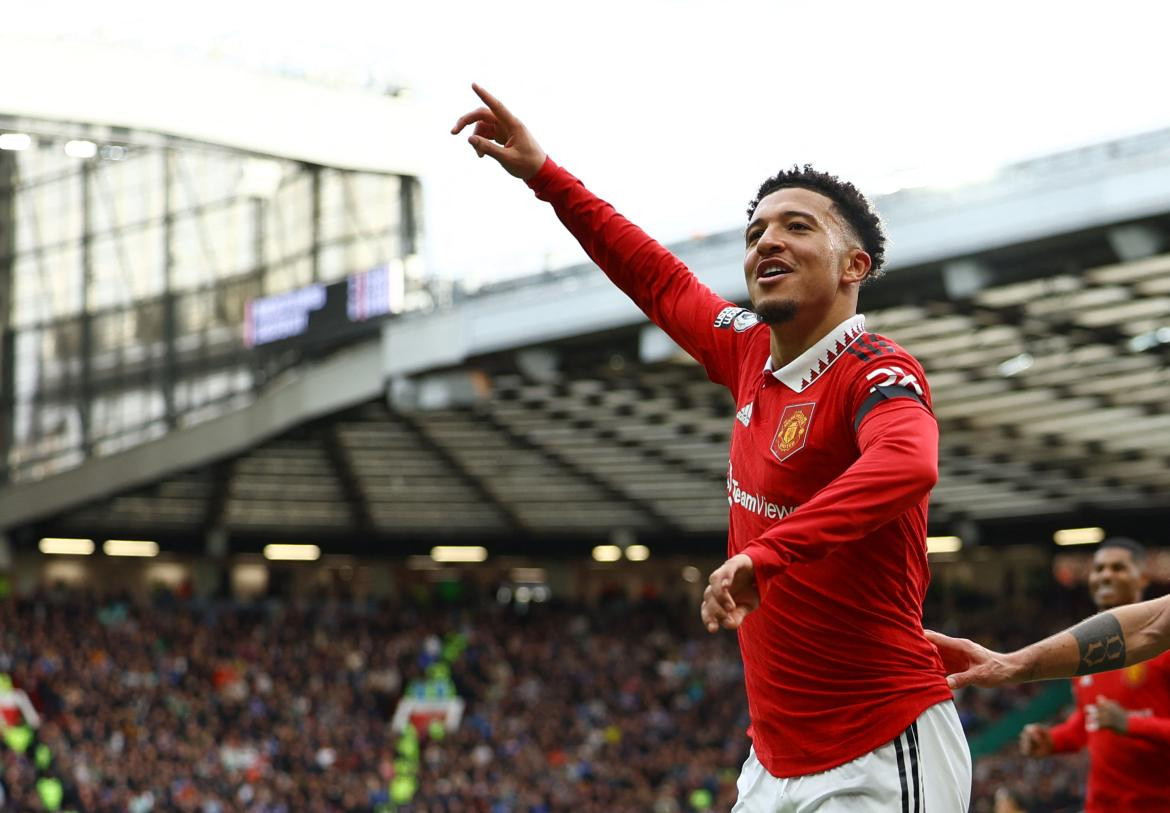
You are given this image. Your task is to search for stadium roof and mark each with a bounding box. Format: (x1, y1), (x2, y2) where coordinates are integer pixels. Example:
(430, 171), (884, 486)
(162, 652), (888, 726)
(3, 130), (1170, 554)
(0, 36), (424, 173)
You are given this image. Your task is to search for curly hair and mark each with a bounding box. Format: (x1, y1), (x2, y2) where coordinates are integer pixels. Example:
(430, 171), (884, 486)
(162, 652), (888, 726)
(746, 165), (887, 280)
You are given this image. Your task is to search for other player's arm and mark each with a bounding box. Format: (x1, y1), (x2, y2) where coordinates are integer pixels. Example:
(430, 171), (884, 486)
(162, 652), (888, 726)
(925, 594), (1170, 689)
(1019, 708), (1086, 758)
(453, 84), (744, 384)
(1088, 695), (1170, 743)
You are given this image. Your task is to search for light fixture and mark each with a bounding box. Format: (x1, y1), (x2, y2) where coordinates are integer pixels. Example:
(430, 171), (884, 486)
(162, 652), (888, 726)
(926, 536), (962, 554)
(592, 545), (622, 563)
(0, 133), (32, 151)
(103, 539), (159, 557)
(263, 544), (321, 561)
(997, 353), (1034, 378)
(1054, 527), (1105, 546)
(681, 566), (701, 583)
(1128, 326), (1170, 353)
(625, 544), (650, 562)
(430, 546), (487, 563)
(38, 537), (95, 555)
(64, 140), (97, 158)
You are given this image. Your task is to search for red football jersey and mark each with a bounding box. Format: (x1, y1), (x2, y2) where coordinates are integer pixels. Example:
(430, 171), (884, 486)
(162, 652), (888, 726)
(1048, 650), (1170, 811)
(528, 158), (952, 776)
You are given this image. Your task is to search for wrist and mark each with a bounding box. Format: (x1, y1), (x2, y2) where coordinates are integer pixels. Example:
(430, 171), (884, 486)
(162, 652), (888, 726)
(521, 152), (549, 181)
(1003, 649), (1035, 683)
(522, 154), (554, 186)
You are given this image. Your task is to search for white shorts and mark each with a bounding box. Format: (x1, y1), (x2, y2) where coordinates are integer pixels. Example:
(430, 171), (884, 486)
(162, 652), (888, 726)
(731, 700), (971, 812)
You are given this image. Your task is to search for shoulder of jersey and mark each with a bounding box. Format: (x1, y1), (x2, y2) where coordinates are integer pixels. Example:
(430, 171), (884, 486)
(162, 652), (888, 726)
(842, 331), (915, 365)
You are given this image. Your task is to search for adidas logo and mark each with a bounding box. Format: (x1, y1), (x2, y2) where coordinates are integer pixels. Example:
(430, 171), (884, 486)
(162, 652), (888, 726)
(736, 402), (753, 427)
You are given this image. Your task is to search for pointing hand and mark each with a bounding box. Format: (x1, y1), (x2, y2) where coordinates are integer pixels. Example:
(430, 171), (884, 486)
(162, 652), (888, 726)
(452, 83), (547, 180)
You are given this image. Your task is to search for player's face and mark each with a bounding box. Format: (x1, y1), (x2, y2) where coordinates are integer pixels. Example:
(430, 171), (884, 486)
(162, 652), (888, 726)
(742, 188), (869, 324)
(1088, 547), (1147, 610)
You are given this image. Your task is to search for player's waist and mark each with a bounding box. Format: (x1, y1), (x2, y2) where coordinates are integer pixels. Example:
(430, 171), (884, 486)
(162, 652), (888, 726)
(748, 692), (954, 777)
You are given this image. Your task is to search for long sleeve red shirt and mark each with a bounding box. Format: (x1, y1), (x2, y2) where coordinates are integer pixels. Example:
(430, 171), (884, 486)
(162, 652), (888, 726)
(1048, 650), (1170, 811)
(527, 158), (953, 776)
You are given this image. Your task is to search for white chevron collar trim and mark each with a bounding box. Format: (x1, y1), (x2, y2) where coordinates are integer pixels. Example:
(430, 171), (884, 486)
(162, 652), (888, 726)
(764, 314), (867, 393)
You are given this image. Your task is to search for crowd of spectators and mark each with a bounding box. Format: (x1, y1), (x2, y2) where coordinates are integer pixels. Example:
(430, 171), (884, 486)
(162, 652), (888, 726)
(0, 590), (746, 813)
(0, 577), (1130, 812)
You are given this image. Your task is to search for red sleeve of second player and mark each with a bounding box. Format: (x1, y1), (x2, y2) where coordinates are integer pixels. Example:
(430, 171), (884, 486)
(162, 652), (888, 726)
(527, 157), (749, 388)
(740, 350), (937, 590)
(1125, 714), (1170, 744)
(1048, 708), (1088, 753)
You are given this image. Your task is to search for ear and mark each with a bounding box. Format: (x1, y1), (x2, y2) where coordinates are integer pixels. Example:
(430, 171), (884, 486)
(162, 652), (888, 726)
(841, 248), (872, 286)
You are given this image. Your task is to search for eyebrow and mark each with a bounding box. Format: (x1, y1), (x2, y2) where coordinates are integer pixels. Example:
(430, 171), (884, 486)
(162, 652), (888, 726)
(745, 209), (821, 238)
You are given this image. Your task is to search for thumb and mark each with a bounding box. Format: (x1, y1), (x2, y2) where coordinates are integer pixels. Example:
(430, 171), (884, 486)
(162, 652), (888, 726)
(469, 135), (508, 162)
(947, 671), (972, 691)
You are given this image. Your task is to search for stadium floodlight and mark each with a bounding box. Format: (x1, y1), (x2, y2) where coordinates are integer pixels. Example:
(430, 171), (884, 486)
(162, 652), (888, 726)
(103, 539), (159, 557)
(591, 545), (622, 563)
(926, 536), (963, 555)
(263, 543), (321, 561)
(64, 139), (98, 158)
(681, 566), (701, 583)
(1053, 527), (1106, 546)
(38, 537), (95, 555)
(430, 545), (487, 563)
(0, 133), (32, 151)
(625, 544), (650, 562)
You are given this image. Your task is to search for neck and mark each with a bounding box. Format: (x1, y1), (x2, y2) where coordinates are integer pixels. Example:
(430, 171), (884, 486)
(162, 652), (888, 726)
(769, 302), (858, 369)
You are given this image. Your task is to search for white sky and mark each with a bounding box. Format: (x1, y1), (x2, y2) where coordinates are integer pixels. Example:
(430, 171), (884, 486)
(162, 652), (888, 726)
(11, 1), (1170, 287)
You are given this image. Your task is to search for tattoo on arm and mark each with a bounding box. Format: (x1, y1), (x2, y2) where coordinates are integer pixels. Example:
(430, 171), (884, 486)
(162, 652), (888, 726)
(1073, 612), (1126, 675)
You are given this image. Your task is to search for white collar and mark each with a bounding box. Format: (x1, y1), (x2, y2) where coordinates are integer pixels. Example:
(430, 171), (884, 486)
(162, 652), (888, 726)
(763, 314), (867, 392)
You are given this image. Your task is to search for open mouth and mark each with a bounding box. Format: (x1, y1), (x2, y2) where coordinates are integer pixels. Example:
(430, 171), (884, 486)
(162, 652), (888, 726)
(756, 261), (792, 280)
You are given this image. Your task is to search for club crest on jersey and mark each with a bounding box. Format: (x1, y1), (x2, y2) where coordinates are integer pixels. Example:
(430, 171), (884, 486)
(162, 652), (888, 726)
(771, 402), (815, 462)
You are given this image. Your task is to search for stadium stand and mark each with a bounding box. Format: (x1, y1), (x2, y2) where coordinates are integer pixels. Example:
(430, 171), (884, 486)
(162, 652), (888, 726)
(3, 71), (1170, 810)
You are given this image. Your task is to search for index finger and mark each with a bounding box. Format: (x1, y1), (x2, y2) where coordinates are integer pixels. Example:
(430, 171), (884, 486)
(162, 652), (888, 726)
(472, 83), (521, 127)
(923, 630), (956, 647)
(451, 107), (494, 135)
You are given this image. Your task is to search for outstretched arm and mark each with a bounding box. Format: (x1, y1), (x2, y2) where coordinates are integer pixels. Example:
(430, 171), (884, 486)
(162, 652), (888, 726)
(454, 84), (747, 388)
(926, 594), (1170, 689)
